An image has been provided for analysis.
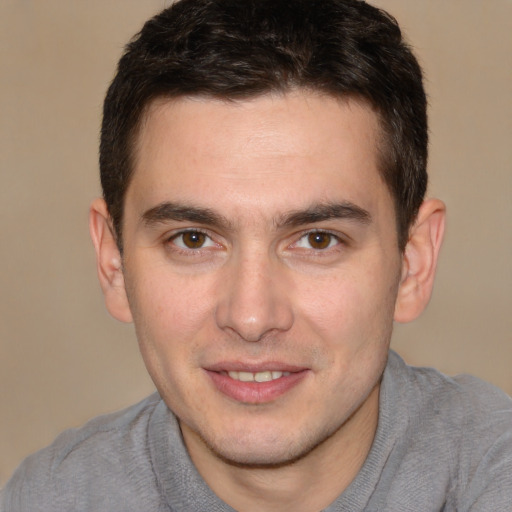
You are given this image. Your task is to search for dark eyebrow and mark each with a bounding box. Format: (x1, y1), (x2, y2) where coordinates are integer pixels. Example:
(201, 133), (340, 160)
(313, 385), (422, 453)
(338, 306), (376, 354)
(277, 202), (372, 228)
(141, 200), (371, 231)
(141, 202), (233, 230)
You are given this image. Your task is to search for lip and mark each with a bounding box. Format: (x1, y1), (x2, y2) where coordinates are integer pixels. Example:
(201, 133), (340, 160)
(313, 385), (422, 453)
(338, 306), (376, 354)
(206, 361), (307, 373)
(204, 362), (310, 404)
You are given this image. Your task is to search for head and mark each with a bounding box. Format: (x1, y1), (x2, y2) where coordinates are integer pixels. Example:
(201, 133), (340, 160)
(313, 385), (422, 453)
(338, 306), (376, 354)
(91, 0), (445, 500)
(100, 0), (427, 252)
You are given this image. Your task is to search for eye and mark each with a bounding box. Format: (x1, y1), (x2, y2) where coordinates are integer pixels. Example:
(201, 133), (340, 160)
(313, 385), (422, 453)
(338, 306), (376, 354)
(295, 231), (340, 250)
(170, 230), (216, 250)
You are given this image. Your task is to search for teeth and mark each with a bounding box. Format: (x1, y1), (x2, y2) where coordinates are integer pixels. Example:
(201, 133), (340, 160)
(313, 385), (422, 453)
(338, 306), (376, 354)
(238, 371), (255, 382)
(227, 370), (290, 382)
(255, 371), (273, 383)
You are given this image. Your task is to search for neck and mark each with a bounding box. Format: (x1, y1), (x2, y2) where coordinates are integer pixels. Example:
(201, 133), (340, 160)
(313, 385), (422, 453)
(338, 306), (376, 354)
(183, 384), (380, 512)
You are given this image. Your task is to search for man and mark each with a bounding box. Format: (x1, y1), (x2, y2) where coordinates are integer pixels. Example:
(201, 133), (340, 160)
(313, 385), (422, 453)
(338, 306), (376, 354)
(2, 0), (511, 510)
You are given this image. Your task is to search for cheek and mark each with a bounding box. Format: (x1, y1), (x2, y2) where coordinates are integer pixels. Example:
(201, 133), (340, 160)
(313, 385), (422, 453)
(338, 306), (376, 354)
(124, 269), (219, 385)
(132, 270), (216, 334)
(126, 271), (215, 402)
(296, 262), (399, 349)
(297, 274), (364, 327)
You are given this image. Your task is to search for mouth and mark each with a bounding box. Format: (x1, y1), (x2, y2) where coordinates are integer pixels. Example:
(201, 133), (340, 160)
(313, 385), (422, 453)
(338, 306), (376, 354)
(222, 370), (291, 382)
(205, 364), (309, 404)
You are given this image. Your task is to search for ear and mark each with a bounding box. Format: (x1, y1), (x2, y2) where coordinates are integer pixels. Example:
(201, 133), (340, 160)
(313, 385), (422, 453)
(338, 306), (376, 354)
(89, 198), (133, 323)
(394, 198), (446, 323)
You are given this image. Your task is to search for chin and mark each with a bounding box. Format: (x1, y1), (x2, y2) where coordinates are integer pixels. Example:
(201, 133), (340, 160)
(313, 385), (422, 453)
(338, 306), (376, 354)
(192, 419), (337, 469)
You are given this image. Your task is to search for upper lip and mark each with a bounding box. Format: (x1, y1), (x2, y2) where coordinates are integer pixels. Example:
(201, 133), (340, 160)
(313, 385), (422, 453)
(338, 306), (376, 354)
(204, 361), (308, 373)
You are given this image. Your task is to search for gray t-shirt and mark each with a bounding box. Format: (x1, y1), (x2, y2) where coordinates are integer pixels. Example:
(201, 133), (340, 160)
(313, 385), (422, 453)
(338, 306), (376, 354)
(2, 351), (512, 511)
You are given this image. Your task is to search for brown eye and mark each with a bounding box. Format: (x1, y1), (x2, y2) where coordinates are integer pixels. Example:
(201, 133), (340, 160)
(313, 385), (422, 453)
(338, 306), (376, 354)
(307, 232), (333, 249)
(182, 231), (205, 248)
(173, 231), (211, 249)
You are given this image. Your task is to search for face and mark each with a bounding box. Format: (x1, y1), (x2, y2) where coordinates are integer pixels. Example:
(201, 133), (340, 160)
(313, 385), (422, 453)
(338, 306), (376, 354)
(119, 92), (403, 467)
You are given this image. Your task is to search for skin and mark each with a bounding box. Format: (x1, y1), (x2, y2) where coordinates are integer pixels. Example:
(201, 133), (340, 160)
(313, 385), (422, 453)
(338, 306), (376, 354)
(90, 91), (445, 511)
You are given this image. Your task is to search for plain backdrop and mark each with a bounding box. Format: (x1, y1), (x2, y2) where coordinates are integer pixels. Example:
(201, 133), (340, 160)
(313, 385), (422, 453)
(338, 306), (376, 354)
(1, 0), (511, 484)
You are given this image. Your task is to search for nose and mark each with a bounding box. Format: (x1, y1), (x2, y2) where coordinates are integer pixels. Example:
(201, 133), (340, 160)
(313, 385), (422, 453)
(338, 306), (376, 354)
(215, 250), (294, 342)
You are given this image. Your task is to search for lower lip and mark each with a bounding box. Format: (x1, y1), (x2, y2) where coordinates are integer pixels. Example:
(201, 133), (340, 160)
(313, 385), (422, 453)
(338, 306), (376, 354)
(206, 370), (309, 404)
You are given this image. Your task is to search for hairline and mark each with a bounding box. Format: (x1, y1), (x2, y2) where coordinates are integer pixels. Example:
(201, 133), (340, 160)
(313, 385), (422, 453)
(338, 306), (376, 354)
(114, 87), (404, 253)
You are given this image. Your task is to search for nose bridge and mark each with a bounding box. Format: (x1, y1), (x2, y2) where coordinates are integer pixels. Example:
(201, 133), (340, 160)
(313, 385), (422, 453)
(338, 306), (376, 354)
(215, 245), (293, 341)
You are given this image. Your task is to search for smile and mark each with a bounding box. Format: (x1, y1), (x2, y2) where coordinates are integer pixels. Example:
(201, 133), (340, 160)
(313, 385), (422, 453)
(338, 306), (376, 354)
(207, 367), (309, 404)
(225, 370), (291, 382)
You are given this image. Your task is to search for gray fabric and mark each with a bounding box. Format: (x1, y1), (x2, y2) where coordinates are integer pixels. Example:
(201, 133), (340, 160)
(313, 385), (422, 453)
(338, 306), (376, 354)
(2, 351), (512, 511)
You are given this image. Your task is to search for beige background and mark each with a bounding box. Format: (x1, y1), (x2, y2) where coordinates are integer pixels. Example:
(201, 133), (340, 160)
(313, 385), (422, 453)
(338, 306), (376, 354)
(0, 0), (510, 485)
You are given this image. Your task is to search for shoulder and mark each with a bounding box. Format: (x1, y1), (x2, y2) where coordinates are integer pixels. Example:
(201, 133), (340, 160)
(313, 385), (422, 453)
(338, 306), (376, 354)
(1, 393), (164, 512)
(386, 351), (512, 509)
(446, 373), (512, 509)
(387, 350), (512, 425)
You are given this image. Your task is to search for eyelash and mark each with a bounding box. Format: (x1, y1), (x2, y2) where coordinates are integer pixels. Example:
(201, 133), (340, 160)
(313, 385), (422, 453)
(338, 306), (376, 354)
(292, 230), (344, 252)
(166, 229), (220, 254)
(166, 228), (345, 254)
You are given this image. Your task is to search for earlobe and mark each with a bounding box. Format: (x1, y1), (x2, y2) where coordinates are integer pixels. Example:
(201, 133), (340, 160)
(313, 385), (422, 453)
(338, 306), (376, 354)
(89, 198), (133, 323)
(394, 198), (446, 323)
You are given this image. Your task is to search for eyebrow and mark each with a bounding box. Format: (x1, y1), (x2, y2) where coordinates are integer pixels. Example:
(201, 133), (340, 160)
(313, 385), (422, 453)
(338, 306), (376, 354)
(142, 202), (233, 230)
(276, 201), (372, 228)
(141, 200), (371, 230)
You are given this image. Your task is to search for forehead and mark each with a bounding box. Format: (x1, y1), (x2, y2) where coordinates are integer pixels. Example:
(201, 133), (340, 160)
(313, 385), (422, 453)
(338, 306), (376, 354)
(128, 91), (391, 222)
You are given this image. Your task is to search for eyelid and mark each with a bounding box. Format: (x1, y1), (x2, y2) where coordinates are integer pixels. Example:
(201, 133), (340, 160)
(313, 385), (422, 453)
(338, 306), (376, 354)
(290, 228), (347, 250)
(166, 228), (221, 251)
(164, 227), (348, 253)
